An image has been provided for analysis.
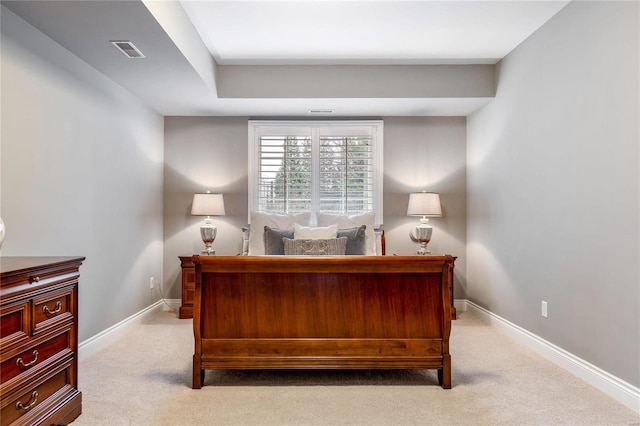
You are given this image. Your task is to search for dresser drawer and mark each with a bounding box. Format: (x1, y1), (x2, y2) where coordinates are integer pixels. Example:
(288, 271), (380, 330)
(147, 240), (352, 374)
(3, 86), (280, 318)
(1, 327), (73, 390)
(32, 289), (74, 336)
(0, 302), (30, 349)
(0, 357), (75, 425)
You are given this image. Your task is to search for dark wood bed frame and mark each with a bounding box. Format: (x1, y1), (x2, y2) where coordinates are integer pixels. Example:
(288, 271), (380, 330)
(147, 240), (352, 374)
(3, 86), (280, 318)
(192, 255), (455, 389)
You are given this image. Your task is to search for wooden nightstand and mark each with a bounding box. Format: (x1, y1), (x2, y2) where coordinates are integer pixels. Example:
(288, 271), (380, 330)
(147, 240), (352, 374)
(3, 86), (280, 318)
(178, 256), (195, 319)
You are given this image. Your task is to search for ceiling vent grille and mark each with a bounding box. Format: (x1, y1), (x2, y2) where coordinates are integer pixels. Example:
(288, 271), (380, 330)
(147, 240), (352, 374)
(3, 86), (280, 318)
(308, 109), (334, 115)
(110, 41), (146, 59)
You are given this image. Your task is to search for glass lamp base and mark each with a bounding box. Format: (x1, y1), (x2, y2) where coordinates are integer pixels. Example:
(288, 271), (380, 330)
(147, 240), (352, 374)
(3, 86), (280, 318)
(410, 226), (432, 255)
(200, 225), (217, 256)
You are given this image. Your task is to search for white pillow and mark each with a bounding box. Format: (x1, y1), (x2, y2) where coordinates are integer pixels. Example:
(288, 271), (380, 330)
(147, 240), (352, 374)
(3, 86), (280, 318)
(317, 211), (376, 255)
(248, 211), (311, 255)
(294, 223), (338, 239)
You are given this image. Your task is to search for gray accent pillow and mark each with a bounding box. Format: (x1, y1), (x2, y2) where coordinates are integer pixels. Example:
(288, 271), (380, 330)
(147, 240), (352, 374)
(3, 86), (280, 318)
(264, 226), (294, 255)
(337, 225), (367, 255)
(283, 237), (348, 256)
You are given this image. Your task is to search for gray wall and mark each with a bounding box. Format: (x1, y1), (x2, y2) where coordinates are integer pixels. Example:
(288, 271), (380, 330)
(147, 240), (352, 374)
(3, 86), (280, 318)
(163, 117), (250, 299)
(467, 1), (639, 387)
(384, 117), (467, 298)
(163, 116), (468, 299)
(0, 8), (165, 342)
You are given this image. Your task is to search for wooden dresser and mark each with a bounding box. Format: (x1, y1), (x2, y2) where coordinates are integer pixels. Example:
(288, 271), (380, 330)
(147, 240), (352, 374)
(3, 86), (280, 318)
(178, 256), (195, 319)
(0, 256), (84, 426)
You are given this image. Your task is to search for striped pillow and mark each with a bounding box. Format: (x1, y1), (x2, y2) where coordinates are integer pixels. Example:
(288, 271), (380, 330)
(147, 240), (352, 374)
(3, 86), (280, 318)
(283, 237), (348, 256)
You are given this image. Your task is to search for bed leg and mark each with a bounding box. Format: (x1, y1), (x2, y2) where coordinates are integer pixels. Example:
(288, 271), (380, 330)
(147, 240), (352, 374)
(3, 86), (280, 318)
(193, 356), (203, 389)
(438, 354), (452, 389)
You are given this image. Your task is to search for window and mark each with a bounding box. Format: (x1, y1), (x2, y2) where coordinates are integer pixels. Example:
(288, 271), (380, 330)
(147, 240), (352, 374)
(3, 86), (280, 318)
(248, 120), (383, 225)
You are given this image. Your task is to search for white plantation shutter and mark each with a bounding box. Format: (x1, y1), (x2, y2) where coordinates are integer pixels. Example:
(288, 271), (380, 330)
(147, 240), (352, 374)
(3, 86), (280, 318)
(249, 121), (383, 224)
(257, 136), (312, 213)
(319, 136), (374, 215)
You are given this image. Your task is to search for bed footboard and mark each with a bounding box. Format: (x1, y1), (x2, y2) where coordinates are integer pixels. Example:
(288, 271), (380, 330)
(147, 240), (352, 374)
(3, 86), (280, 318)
(192, 255), (454, 389)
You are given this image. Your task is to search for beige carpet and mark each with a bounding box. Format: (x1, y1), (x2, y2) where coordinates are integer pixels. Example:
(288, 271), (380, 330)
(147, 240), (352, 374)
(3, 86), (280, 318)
(73, 309), (639, 425)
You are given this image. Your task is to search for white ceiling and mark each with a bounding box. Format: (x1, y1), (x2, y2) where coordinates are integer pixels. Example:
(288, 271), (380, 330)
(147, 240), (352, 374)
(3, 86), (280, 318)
(3, 0), (571, 116)
(180, 0), (569, 66)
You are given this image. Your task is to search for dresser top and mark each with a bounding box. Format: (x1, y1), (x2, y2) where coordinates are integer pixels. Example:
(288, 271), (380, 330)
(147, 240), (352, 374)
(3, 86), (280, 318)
(0, 256), (85, 276)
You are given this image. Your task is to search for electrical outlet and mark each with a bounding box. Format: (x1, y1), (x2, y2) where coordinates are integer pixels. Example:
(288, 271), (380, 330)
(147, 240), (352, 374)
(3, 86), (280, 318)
(541, 301), (548, 318)
(149, 277), (155, 290)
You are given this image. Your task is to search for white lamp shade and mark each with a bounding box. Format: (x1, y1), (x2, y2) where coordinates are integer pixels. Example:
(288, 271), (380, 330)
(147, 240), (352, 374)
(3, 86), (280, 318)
(407, 192), (442, 217)
(191, 193), (225, 216)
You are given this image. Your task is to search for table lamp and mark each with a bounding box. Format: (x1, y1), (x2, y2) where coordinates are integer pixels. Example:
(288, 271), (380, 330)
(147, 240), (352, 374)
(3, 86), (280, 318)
(191, 192), (225, 255)
(407, 192), (442, 255)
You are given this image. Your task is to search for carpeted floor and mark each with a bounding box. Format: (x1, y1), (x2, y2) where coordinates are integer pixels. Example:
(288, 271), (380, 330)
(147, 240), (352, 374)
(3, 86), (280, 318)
(73, 309), (639, 425)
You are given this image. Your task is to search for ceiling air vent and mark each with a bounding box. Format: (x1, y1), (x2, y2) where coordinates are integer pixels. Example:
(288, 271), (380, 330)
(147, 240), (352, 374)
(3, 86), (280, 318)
(110, 40), (146, 59)
(308, 109), (334, 115)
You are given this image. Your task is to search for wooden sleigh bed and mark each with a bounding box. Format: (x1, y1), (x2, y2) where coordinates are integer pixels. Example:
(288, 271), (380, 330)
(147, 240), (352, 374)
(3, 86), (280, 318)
(192, 255), (455, 389)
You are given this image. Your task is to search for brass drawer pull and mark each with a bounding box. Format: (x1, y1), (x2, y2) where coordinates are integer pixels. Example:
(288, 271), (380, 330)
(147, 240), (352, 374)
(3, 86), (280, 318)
(16, 350), (39, 368)
(43, 301), (62, 315)
(16, 391), (38, 411)
(31, 276), (40, 283)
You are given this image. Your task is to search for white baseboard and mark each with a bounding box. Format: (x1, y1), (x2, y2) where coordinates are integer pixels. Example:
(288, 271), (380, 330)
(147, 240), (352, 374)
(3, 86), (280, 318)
(454, 299), (467, 314)
(459, 299), (640, 414)
(78, 299), (181, 362)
